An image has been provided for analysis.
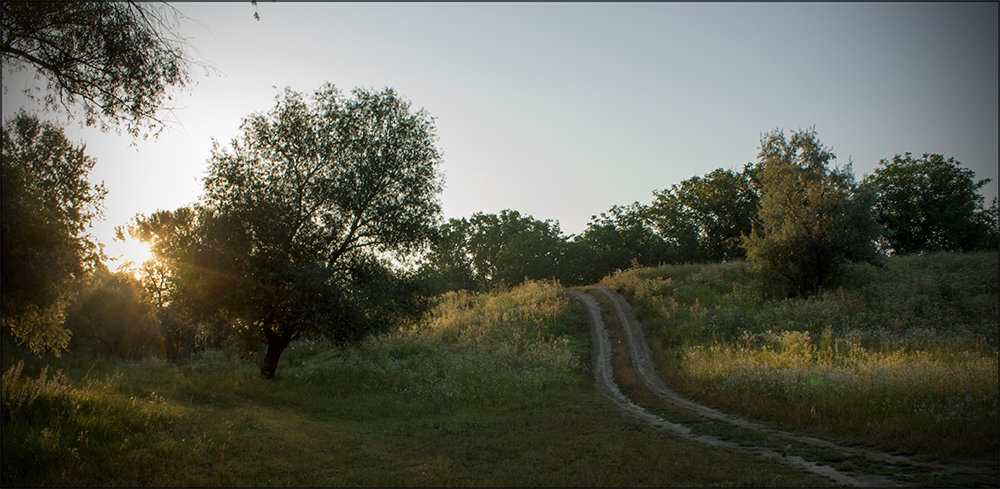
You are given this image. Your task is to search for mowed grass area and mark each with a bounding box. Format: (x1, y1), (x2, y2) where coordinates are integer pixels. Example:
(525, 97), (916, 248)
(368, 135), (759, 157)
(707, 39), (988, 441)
(602, 251), (999, 464)
(2, 280), (829, 487)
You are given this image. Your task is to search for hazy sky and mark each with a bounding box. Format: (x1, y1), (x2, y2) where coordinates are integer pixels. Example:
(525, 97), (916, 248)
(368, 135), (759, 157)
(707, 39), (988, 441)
(3, 2), (998, 266)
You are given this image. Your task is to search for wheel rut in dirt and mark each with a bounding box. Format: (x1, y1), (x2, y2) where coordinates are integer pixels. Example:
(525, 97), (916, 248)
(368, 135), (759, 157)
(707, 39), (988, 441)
(570, 287), (994, 487)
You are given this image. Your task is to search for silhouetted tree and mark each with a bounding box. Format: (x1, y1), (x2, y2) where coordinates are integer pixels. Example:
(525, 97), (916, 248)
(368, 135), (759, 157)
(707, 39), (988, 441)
(742, 128), (880, 296)
(173, 84), (442, 378)
(417, 218), (479, 294)
(483, 211), (566, 286)
(119, 206), (232, 359)
(864, 153), (998, 253)
(1, 1), (195, 138)
(1, 111), (106, 355)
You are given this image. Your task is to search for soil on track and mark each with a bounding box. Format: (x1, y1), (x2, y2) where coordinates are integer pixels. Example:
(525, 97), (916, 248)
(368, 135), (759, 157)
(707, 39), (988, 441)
(570, 286), (996, 487)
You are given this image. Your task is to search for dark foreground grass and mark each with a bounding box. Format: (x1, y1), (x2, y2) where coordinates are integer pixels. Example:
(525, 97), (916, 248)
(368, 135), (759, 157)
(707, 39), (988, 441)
(2, 281), (827, 487)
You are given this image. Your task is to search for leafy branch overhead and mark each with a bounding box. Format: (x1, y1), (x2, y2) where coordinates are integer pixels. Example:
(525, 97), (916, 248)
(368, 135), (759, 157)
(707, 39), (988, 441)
(1, 1), (197, 139)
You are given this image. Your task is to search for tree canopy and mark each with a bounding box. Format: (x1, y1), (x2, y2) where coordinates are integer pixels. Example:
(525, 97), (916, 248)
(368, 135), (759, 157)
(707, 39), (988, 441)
(129, 84), (444, 378)
(648, 165), (760, 263)
(419, 210), (568, 293)
(1, 1), (194, 138)
(1, 111), (106, 354)
(567, 203), (668, 284)
(63, 266), (164, 360)
(864, 153), (998, 254)
(742, 128), (880, 296)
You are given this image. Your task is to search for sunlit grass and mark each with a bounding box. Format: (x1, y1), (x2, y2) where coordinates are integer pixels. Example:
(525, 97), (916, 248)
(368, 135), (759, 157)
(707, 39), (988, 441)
(602, 251), (999, 459)
(282, 279), (582, 414)
(684, 330), (998, 453)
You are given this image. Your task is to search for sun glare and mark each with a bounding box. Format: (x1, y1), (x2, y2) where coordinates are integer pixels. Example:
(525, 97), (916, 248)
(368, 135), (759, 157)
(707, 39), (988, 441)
(112, 238), (155, 275)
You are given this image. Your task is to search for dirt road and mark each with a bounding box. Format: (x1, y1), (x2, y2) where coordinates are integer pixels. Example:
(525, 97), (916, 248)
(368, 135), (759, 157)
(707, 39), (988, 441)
(570, 287), (994, 487)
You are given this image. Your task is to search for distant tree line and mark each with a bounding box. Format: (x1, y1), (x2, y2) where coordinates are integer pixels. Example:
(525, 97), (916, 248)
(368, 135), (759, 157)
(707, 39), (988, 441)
(416, 128), (997, 297)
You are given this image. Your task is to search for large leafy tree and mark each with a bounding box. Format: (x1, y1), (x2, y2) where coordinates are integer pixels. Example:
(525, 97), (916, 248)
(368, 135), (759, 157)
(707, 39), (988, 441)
(648, 165), (760, 263)
(1, 111), (106, 354)
(569, 202), (668, 284)
(742, 128), (880, 296)
(480, 211), (567, 287)
(188, 84), (442, 378)
(417, 218), (479, 294)
(864, 153), (998, 253)
(1, 1), (195, 138)
(419, 210), (568, 292)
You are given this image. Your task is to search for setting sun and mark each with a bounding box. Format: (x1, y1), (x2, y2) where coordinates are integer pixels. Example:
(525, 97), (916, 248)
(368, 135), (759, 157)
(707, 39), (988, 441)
(110, 237), (154, 274)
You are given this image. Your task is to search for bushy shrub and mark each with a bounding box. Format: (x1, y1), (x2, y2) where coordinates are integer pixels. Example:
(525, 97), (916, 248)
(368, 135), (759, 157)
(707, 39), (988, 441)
(64, 269), (164, 360)
(742, 128), (881, 297)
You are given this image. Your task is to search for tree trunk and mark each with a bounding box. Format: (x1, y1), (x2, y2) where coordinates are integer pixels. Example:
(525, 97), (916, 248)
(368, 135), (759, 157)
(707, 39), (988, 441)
(260, 331), (292, 380)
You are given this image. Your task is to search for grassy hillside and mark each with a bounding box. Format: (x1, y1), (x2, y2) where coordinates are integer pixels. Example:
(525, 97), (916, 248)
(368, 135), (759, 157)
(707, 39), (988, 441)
(2, 280), (828, 487)
(602, 251), (998, 462)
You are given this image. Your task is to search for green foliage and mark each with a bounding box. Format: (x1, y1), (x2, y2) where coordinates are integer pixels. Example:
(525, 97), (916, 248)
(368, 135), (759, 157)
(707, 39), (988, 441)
(568, 202), (669, 285)
(417, 217), (479, 293)
(742, 128), (881, 296)
(118, 206), (197, 311)
(864, 152), (998, 253)
(118, 207), (220, 359)
(604, 252), (999, 457)
(563, 163), (761, 286)
(419, 210), (569, 292)
(0, 1), (193, 138)
(1, 111), (106, 355)
(128, 84), (444, 378)
(648, 165), (760, 263)
(63, 268), (164, 360)
(117, 207), (235, 360)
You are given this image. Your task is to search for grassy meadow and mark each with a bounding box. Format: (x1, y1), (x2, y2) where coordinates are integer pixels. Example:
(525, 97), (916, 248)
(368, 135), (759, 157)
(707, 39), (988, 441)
(602, 251), (999, 463)
(1, 280), (828, 487)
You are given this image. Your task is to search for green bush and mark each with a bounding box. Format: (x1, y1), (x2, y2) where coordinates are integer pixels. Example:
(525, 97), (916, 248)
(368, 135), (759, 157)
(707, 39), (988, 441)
(64, 269), (164, 360)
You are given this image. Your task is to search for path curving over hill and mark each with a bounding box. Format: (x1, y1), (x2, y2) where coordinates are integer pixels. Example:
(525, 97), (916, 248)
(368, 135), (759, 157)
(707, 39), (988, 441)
(570, 287), (995, 487)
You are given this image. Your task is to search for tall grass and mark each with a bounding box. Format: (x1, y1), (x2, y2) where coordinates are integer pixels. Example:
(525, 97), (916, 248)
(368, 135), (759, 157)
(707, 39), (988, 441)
(282, 279), (582, 415)
(4, 279), (647, 486)
(602, 252), (999, 458)
(1, 359), (184, 485)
